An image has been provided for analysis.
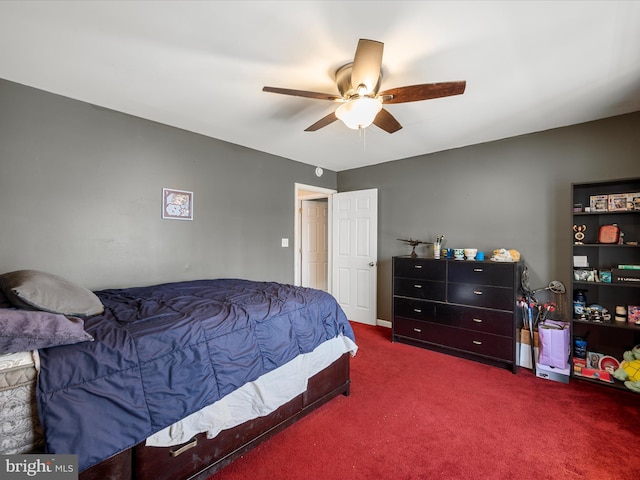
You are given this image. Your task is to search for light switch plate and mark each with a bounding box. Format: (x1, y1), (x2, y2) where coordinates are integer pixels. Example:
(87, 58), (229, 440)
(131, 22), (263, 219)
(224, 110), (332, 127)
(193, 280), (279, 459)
(281, 238), (289, 248)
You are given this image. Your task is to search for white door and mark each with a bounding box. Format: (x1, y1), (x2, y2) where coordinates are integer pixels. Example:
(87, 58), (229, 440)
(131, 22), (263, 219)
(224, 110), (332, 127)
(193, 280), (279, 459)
(332, 188), (378, 325)
(301, 199), (328, 291)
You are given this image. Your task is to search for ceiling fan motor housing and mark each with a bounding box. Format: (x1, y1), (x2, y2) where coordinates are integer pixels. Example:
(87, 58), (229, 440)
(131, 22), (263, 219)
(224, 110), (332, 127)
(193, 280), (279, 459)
(335, 63), (382, 98)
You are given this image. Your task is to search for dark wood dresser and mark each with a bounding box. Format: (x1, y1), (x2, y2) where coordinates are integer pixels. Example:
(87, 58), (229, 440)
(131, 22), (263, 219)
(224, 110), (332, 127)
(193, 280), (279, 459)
(392, 256), (521, 373)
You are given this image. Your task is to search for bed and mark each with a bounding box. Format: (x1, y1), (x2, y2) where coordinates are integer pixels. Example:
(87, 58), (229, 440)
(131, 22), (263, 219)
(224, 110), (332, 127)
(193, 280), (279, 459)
(0, 270), (356, 480)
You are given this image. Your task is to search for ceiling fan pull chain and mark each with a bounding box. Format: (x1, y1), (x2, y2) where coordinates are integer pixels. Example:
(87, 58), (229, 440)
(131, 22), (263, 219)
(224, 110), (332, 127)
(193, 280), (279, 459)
(360, 125), (367, 150)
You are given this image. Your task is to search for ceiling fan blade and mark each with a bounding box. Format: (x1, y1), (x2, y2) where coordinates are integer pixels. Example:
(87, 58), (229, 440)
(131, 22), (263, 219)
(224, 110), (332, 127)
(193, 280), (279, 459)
(379, 81), (466, 104)
(263, 86), (342, 101)
(304, 112), (338, 132)
(350, 39), (384, 93)
(373, 108), (402, 134)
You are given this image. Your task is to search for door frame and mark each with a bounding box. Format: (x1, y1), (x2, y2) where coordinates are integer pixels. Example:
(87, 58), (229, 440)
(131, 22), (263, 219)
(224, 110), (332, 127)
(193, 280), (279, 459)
(294, 183), (336, 290)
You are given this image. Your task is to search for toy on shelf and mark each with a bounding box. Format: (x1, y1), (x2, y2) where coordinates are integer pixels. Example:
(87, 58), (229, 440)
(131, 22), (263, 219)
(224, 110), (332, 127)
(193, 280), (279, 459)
(613, 345), (640, 393)
(397, 238), (431, 258)
(491, 248), (521, 262)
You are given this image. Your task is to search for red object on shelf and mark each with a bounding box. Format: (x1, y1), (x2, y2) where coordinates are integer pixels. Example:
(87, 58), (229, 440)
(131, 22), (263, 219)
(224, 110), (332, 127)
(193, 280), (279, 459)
(573, 367), (614, 383)
(598, 224), (620, 244)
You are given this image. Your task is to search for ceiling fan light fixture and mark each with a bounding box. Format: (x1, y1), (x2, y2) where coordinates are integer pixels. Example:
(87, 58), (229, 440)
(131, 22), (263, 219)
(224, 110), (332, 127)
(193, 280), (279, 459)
(335, 97), (382, 130)
(263, 39), (466, 134)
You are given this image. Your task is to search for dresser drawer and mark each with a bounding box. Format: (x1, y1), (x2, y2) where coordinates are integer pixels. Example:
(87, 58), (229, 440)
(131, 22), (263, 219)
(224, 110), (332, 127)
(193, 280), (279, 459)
(448, 261), (515, 287)
(393, 317), (431, 341)
(393, 298), (436, 322)
(448, 283), (514, 311)
(446, 328), (513, 361)
(410, 323), (512, 361)
(394, 278), (446, 301)
(437, 304), (513, 336)
(394, 257), (446, 280)
(394, 320), (513, 362)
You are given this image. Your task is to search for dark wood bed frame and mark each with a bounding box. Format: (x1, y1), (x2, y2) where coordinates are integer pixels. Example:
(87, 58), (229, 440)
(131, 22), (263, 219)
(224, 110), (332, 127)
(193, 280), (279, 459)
(79, 353), (350, 480)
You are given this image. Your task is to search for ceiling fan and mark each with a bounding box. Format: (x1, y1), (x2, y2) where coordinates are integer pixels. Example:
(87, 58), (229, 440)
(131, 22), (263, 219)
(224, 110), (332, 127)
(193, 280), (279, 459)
(263, 38), (466, 134)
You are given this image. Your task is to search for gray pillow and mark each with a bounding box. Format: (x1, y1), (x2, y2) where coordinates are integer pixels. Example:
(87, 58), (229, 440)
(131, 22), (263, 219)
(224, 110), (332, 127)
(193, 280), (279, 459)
(0, 308), (94, 354)
(0, 289), (11, 308)
(0, 270), (104, 317)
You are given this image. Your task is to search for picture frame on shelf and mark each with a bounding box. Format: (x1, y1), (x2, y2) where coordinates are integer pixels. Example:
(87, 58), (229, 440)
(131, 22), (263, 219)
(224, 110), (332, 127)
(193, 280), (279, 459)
(587, 351), (604, 369)
(573, 268), (597, 282)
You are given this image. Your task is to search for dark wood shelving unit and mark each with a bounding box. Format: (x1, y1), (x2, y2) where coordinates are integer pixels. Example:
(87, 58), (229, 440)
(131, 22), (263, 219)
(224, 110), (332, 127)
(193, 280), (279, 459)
(571, 178), (640, 391)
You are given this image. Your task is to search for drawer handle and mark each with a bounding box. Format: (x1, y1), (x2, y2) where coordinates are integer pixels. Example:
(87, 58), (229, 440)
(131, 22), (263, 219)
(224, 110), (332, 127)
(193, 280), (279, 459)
(473, 318), (483, 323)
(473, 290), (483, 295)
(413, 284), (423, 288)
(473, 268), (484, 272)
(413, 308), (422, 313)
(414, 265), (423, 269)
(472, 340), (483, 345)
(413, 328), (422, 333)
(170, 437), (198, 457)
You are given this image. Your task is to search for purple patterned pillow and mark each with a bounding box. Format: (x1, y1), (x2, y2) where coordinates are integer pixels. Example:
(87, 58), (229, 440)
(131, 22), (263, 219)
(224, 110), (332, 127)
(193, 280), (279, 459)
(0, 308), (94, 354)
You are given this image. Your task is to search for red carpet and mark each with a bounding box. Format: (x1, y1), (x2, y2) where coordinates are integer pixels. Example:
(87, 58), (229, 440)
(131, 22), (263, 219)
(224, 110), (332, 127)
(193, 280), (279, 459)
(211, 322), (640, 480)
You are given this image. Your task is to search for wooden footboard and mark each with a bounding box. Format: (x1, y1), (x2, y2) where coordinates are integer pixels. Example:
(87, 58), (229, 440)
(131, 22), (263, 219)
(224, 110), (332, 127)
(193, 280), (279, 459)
(79, 353), (350, 480)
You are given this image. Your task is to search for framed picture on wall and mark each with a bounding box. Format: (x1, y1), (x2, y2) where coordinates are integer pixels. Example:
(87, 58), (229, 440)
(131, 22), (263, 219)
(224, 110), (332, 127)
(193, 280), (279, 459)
(162, 188), (193, 220)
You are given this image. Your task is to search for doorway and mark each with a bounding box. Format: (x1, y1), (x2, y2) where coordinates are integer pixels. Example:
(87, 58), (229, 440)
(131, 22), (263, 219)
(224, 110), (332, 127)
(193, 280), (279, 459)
(294, 183), (336, 290)
(301, 198), (328, 291)
(294, 184), (379, 326)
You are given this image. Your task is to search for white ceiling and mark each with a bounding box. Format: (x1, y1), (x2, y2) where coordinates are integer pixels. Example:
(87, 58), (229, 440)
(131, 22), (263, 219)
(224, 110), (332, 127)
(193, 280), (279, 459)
(1, 1), (639, 172)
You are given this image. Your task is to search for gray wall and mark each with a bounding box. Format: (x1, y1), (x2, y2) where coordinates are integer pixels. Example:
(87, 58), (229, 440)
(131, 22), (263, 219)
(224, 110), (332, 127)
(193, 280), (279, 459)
(0, 79), (337, 290)
(2, 78), (639, 318)
(338, 112), (640, 322)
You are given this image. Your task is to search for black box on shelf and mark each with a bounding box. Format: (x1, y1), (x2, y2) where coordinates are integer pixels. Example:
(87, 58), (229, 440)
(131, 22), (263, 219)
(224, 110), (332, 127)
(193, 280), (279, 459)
(612, 268), (640, 284)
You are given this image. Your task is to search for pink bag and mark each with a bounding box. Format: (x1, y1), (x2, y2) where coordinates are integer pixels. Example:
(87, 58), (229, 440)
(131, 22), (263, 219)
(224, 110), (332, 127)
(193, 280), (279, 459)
(538, 320), (570, 369)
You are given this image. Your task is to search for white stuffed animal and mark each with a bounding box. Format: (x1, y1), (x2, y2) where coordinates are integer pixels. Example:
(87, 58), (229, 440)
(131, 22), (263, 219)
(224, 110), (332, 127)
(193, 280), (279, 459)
(491, 248), (521, 262)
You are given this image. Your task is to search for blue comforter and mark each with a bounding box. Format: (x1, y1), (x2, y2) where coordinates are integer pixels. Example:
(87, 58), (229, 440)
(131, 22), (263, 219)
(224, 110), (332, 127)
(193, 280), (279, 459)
(36, 279), (354, 471)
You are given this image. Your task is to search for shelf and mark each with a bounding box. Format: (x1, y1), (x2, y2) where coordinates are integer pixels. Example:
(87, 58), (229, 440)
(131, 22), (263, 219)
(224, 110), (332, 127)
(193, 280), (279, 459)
(570, 178), (640, 392)
(573, 280), (640, 289)
(573, 243), (640, 248)
(573, 318), (640, 331)
(574, 210), (639, 216)
(571, 373), (630, 391)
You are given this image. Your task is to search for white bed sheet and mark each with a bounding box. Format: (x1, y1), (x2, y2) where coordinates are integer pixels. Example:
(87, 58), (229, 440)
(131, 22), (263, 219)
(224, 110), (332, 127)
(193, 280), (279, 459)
(146, 334), (357, 447)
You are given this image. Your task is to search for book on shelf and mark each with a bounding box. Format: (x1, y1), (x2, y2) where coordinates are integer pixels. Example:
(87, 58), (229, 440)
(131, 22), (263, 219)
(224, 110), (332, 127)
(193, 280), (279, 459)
(612, 268), (640, 283)
(572, 363), (614, 383)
